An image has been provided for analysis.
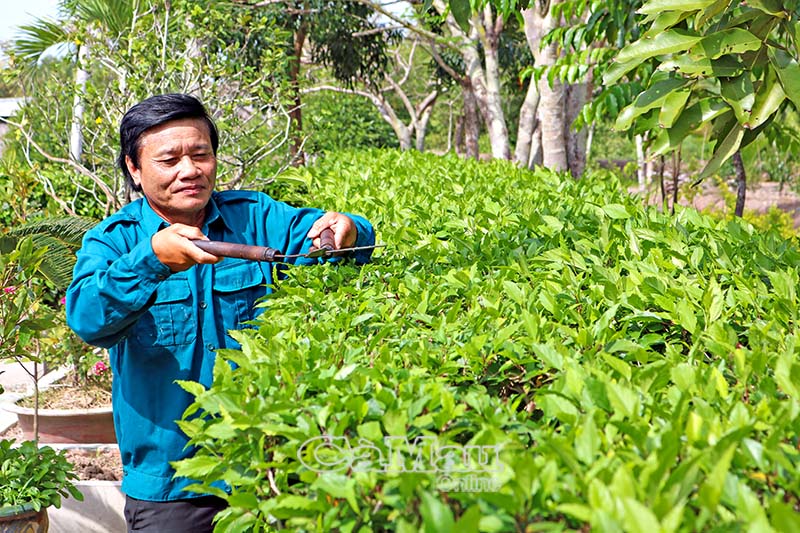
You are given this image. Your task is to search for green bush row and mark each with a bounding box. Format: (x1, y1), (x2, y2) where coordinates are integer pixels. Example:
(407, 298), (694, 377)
(174, 149), (800, 532)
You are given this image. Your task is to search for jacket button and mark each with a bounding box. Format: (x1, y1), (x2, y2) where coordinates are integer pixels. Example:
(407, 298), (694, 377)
(200, 301), (207, 309)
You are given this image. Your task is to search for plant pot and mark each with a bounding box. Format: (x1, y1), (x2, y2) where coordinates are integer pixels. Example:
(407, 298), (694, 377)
(2, 403), (115, 444)
(0, 503), (49, 532)
(48, 480), (124, 533)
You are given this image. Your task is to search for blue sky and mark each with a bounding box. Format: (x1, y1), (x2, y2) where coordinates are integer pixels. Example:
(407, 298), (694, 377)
(0, 0), (61, 44)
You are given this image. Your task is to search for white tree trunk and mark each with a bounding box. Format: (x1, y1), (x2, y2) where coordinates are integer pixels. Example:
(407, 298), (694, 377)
(514, 78), (540, 166)
(636, 134), (647, 190)
(462, 81), (481, 159)
(566, 83), (588, 177)
(529, 122), (543, 167)
(523, 4), (567, 172)
(69, 44), (89, 163)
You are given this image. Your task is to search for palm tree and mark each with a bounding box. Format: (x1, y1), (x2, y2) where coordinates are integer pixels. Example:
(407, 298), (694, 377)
(11, 0), (138, 163)
(0, 217), (96, 289)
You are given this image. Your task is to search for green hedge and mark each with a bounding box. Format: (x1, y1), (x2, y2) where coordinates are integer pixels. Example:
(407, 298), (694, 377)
(174, 149), (800, 532)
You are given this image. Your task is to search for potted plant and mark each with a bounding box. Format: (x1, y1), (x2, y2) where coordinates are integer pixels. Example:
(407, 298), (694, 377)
(0, 439), (83, 532)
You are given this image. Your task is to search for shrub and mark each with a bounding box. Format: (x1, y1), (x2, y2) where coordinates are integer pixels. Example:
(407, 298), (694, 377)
(0, 440), (82, 510)
(304, 92), (399, 153)
(175, 150), (800, 532)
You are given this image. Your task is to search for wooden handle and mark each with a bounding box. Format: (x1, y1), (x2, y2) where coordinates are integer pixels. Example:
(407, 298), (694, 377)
(319, 227), (335, 251)
(192, 240), (279, 261)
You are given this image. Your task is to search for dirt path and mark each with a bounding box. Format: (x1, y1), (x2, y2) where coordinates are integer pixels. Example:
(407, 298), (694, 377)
(637, 180), (800, 228)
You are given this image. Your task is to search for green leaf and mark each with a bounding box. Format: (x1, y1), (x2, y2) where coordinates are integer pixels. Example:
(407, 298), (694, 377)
(696, 0), (735, 26)
(769, 501), (800, 532)
(659, 88), (692, 128)
(449, 0), (472, 33)
(747, 0), (788, 16)
(606, 382), (638, 418)
(603, 58), (643, 85)
(638, 0), (716, 15)
(420, 491), (455, 533)
(557, 503), (593, 522)
(675, 299), (698, 335)
(274, 495), (323, 511)
(651, 99), (728, 156)
(659, 54), (745, 78)
(720, 74), (755, 124)
(698, 28), (762, 59)
(357, 420), (383, 441)
(453, 505), (481, 533)
(574, 414), (600, 464)
(747, 64), (786, 128)
(532, 343), (564, 370)
(622, 498), (661, 533)
(698, 443), (736, 508)
(175, 380), (206, 398)
(698, 120), (745, 179)
(615, 77), (690, 130)
(616, 29), (702, 64)
(770, 48), (800, 109)
(602, 204), (632, 219)
(644, 11), (691, 36)
(775, 351), (800, 399)
(171, 455), (220, 478)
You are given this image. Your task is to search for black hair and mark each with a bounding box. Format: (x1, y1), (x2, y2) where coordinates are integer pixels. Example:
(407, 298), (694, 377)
(117, 93), (219, 192)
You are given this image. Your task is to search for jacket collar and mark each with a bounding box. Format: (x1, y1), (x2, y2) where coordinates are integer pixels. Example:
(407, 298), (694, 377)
(138, 194), (229, 235)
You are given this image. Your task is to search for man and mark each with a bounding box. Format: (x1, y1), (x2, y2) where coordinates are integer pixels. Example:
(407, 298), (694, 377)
(66, 93), (375, 532)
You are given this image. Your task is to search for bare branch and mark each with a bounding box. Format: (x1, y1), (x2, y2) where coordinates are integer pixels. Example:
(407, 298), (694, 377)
(6, 118), (120, 211)
(350, 0), (456, 49)
(351, 24), (405, 38)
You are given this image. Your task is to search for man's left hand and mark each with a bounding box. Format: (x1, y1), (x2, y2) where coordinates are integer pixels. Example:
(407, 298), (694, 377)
(307, 212), (357, 250)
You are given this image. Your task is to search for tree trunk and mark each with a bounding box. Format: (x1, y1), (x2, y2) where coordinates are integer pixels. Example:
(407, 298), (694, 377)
(462, 80), (480, 159)
(415, 100), (436, 152)
(529, 122), (543, 167)
(69, 44), (89, 163)
(522, 4), (567, 172)
(565, 82), (588, 177)
(537, 51), (566, 171)
(478, 4), (510, 159)
(733, 150), (746, 217)
(635, 134), (646, 191)
(454, 114), (464, 155)
(514, 76), (540, 167)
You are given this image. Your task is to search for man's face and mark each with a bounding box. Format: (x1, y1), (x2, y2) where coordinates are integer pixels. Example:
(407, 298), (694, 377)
(126, 117), (217, 226)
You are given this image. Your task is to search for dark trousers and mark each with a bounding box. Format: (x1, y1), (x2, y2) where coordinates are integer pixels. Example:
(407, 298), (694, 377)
(124, 495), (228, 533)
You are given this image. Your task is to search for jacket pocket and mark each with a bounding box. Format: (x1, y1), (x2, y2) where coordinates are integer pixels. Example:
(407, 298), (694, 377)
(135, 277), (195, 347)
(213, 260), (267, 326)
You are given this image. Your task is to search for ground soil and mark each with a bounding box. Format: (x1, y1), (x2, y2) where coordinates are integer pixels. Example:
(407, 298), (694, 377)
(17, 383), (112, 410)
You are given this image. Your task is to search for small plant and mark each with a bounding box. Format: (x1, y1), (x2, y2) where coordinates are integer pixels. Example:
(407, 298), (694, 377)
(0, 238), (55, 432)
(0, 439), (83, 511)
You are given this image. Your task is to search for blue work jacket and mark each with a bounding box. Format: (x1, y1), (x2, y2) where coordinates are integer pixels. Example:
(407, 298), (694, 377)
(66, 190), (375, 501)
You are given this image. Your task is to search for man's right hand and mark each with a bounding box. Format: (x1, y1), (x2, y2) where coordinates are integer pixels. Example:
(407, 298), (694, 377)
(151, 224), (221, 272)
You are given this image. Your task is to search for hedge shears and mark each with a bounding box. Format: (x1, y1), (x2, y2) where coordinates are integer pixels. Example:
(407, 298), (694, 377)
(192, 228), (382, 262)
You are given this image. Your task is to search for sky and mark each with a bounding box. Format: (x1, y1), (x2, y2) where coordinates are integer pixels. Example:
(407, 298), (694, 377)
(0, 0), (61, 45)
